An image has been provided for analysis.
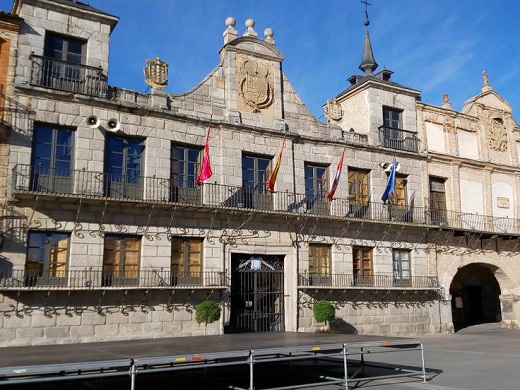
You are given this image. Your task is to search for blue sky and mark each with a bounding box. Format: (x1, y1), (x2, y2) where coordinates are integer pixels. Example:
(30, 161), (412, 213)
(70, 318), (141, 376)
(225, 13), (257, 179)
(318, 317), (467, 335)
(3, 0), (520, 121)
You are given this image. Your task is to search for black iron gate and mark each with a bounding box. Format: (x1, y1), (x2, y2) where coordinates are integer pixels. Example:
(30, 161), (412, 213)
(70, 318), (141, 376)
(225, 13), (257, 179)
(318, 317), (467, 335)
(228, 254), (284, 333)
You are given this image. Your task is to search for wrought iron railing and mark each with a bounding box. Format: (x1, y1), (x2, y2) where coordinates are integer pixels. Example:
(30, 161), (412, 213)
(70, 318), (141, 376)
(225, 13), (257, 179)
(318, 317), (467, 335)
(298, 272), (439, 289)
(12, 164), (520, 235)
(0, 269), (226, 290)
(378, 126), (419, 153)
(30, 54), (108, 98)
(0, 87), (36, 134)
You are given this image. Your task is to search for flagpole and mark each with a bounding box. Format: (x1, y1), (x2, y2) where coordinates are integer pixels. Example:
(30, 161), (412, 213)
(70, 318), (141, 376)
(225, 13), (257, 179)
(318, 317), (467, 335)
(327, 144), (347, 202)
(196, 118), (213, 185)
(268, 133), (286, 193)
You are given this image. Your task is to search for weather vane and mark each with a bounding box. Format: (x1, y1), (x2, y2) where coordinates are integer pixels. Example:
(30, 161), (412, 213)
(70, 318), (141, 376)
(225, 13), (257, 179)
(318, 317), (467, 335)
(361, 0), (371, 20)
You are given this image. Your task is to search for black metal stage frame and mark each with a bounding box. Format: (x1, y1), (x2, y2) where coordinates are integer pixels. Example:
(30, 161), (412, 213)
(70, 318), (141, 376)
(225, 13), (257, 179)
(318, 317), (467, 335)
(0, 333), (427, 389)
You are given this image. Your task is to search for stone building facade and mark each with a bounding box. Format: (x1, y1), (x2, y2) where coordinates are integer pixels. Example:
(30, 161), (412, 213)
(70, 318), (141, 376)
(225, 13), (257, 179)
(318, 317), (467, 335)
(0, 0), (518, 347)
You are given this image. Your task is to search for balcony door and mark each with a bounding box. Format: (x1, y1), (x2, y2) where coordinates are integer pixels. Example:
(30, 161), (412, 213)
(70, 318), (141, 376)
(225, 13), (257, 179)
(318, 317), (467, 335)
(305, 164), (328, 215)
(42, 32), (85, 92)
(25, 231), (69, 287)
(102, 235), (141, 286)
(348, 169), (369, 217)
(104, 134), (144, 199)
(242, 154), (272, 210)
(170, 144), (202, 203)
(382, 106), (402, 144)
(30, 123), (73, 193)
(429, 177), (448, 226)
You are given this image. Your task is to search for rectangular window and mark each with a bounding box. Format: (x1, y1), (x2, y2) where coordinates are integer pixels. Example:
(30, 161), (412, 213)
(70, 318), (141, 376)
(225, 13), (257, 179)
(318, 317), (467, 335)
(42, 32), (86, 91)
(44, 32), (85, 64)
(104, 134), (144, 199)
(102, 235), (141, 286)
(309, 244), (331, 279)
(170, 144), (202, 203)
(30, 123), (74, 193)
(392, 249), (411, 286)
(383, 106), (401, 130)
(352, 246), (373, 285)
(305, 163), (328, 214)
(171, 238), (203, 285)
(26, 231), (69, 286)
(241, 154), (273, 210)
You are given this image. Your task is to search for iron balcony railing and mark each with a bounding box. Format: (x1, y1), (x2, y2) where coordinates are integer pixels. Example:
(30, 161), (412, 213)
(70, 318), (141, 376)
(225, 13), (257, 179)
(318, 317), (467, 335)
(12, 164), (520, 235)
(298, 272), (439, 290)
(378, 126), (419, 153)
(0, 269), (226, 290)
(0, 87), (36, 134)
(30, 54), (108, 98)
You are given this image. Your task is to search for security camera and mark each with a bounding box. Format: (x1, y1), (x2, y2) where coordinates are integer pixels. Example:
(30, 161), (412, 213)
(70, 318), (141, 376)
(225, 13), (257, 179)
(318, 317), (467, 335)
(86, 115), (100, 129)
(106, 118), (121, 132)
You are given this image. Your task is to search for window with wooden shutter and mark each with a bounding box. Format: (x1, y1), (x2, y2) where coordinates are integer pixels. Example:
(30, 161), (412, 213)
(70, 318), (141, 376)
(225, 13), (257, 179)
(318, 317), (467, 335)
(171, 237), (203, 285)
(309, 244), (331, 277)
(390, 176), (407, 207)
(102, 235), (141, 286)
(352, 246), (372, 284)
(348, 169), (369, 205)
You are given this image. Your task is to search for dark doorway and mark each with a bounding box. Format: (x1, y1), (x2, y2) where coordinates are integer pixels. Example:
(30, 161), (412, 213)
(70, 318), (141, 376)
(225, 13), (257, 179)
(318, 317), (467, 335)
(227, 254), (284, 333)
(450, 263), (501, 332)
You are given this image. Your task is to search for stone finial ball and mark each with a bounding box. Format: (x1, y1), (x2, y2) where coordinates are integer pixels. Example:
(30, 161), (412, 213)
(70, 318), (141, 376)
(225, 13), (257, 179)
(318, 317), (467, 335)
(225, 17), (236, 27)
(264, 27), (274, 38)
(245, 18), (255, 28)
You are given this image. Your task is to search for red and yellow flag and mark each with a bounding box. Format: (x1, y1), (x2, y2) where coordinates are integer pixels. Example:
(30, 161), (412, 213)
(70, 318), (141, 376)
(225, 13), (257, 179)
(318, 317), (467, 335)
(267, 136), (286, 192)
(196, 124), (213, 185)
(327, 147), (345, 202)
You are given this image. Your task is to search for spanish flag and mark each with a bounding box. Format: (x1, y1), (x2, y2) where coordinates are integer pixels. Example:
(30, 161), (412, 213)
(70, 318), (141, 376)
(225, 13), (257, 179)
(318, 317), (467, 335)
(196, 124), (213, 185)
(327, 147), (345, 202)
(268, 136), (286, 192)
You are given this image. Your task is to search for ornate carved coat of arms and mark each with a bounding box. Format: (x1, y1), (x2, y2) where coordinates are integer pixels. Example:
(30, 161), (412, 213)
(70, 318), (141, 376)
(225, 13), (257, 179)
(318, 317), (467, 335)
(144, 56), (168, 90)
(324, 98), (343, 121)
(238, 59), (274, 112)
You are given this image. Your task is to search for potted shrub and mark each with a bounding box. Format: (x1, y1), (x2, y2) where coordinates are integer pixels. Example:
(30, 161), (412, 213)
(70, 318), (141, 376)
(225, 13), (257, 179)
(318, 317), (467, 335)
(195, 300), (221, 335)
(313, 300), (335, 332)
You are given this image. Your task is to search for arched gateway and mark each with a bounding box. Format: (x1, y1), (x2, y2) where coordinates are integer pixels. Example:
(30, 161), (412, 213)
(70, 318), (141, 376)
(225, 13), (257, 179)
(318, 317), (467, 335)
(449, 263), (502, 331)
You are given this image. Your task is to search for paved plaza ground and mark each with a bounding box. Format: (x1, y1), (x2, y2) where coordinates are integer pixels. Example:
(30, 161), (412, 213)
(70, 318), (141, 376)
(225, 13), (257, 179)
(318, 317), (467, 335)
(1, 323), (519, 389)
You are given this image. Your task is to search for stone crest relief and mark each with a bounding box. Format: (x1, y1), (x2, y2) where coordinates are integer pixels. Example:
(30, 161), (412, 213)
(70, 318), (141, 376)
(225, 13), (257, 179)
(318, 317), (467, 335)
(237, 56), (274, 112)
(487, 116), (508, 152)
(144, 56), (168, 90)
(324, 98), (343, 121)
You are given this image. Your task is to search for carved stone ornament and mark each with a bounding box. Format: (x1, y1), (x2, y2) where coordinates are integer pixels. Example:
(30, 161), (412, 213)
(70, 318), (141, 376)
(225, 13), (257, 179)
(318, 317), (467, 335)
(488, 116), (508, 152)
(238, 59), (274, 112)
(324, 98), (343, 121)
(144, 56), (168, 90)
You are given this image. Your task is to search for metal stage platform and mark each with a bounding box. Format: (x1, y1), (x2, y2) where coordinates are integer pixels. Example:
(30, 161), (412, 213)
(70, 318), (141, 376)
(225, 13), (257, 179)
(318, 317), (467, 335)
(0, 332), (427, 389)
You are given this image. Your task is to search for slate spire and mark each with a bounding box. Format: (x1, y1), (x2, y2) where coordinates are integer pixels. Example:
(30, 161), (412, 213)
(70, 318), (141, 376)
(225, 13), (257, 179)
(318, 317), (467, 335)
(359, 16), (378, 75)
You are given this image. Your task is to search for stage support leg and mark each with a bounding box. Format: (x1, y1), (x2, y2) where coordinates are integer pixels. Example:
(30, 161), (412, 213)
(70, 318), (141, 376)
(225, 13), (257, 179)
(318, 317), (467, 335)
(420, 342), (427, 383)
(129, 359), (136, 390)
(249, 349), (255, 390)
(342, 344), (349, 389)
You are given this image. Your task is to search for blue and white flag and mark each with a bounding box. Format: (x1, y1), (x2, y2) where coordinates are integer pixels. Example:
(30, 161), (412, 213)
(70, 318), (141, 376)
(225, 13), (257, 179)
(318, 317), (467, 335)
(381, 157), (396, 203)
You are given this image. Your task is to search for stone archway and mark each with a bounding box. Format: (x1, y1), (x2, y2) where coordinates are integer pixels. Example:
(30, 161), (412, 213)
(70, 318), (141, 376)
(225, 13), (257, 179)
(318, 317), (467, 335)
(449, 263), (502, 331)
